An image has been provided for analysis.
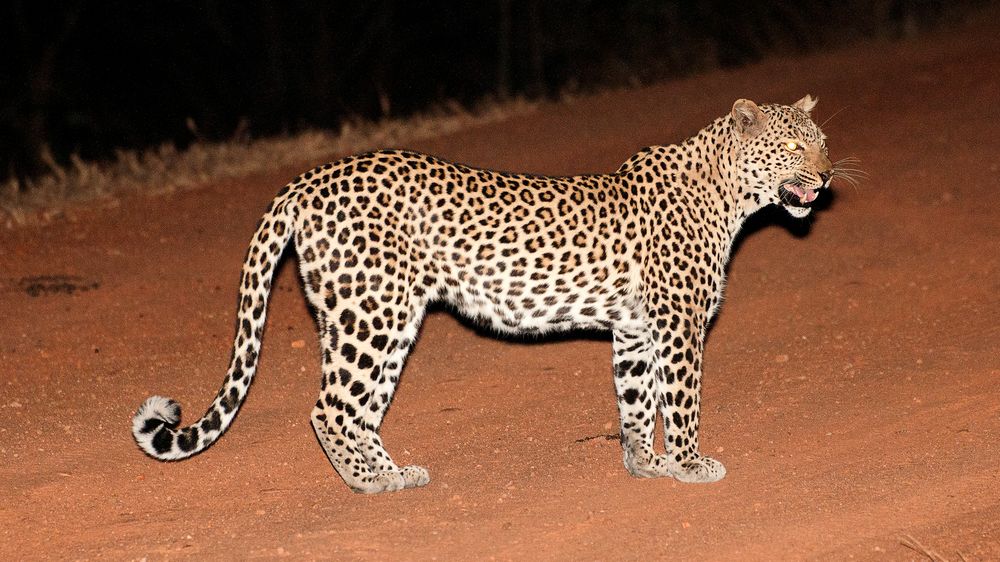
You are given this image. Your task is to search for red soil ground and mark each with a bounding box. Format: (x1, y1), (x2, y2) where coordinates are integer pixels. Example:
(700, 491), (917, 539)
(2, 13), (999, 561)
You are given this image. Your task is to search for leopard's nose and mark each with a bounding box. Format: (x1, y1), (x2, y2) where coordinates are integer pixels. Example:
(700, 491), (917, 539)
(818, 170), (832, 184)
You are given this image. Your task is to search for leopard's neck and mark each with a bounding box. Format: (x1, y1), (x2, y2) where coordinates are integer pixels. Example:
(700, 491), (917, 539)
(620, 118), (755, 253)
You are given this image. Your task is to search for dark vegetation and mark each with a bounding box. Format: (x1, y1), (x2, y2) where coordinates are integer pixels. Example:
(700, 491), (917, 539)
(1, 0), (982, 188)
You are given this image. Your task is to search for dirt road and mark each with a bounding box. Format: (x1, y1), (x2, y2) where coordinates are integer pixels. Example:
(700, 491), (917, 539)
(2, 13), (999, 561)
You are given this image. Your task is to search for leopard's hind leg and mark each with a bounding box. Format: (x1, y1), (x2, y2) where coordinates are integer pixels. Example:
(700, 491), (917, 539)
(308, 287), (429, 494)
(357, 302), (430, 489)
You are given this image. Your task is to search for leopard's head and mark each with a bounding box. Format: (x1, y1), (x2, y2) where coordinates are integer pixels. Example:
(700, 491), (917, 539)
(730, 96), (833, 218)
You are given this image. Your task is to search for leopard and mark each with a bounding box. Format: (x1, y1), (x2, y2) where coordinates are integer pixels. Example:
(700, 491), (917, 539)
(132, 96), (837, 494)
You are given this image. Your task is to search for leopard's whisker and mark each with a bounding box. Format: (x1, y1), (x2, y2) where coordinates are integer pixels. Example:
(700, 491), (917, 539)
(820, 106), (848, 129)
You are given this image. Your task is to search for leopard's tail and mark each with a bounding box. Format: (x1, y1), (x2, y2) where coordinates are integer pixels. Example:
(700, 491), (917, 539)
(132, 185), (298, 461)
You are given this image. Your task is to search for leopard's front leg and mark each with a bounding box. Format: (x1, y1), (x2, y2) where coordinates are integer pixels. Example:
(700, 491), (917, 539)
(654, 306), (726, 483)
(612, 328), (670, 477)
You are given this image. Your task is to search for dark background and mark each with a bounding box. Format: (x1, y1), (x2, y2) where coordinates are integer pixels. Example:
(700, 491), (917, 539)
(1, 0), (981, 187)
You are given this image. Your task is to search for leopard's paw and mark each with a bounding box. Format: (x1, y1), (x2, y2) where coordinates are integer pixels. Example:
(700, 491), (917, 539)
(670, 455), (726, 483)
(350, 470), (406, 494)
(623, 452), (672, 478)
(400, 465), (430, 488)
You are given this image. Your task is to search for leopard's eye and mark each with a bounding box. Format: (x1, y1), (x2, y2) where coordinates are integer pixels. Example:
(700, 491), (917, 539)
(783, 141), (802, 152)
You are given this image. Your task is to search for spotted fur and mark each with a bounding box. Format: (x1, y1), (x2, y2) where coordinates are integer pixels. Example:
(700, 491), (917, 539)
(132, 96), (835, 493)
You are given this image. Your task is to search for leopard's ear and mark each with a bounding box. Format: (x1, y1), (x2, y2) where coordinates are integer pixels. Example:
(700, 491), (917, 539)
(793, 94), (818, 114)
(731, 99), (767, 140)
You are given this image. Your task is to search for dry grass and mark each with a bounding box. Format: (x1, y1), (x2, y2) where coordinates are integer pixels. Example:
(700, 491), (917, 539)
(0, 97), (538, 228)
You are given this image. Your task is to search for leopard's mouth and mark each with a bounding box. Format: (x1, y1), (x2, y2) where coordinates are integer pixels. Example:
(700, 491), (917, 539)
(779, 181), (820, 207)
